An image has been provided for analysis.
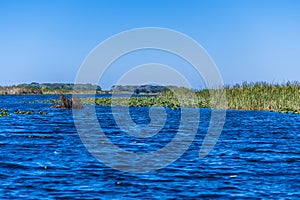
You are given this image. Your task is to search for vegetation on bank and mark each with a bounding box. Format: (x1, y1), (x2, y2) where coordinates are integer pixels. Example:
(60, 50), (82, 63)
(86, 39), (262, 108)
(0, 83), (102, 95)
(0, 83), (169, 95)
(82, 82), (300, 114)
(111, 84), (175, 94)
(223, 82), (300, 113)
(1, 82), (299, 114)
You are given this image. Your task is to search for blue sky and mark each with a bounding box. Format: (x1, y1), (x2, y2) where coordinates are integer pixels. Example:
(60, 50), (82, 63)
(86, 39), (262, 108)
(0, 0), (300, 89)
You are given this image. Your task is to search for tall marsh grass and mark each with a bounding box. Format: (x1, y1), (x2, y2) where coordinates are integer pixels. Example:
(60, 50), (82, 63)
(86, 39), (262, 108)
(220, 81), (300, 113)
(74, 82), (300, 114)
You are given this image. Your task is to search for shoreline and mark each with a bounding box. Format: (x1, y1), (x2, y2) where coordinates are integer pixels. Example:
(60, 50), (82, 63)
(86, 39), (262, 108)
(1, 82), (299, 114)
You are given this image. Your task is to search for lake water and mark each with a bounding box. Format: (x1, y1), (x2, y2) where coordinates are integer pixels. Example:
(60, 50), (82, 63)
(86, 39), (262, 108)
(0, 95), (299, 199)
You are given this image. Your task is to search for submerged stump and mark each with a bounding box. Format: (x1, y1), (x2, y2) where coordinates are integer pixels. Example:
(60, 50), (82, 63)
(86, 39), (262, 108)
(51, 94), (83, 109)
(72, 96), (83, 109)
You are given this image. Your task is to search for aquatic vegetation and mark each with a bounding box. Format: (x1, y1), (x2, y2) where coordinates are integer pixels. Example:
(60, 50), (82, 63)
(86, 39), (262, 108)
(82, 96), (179, 109)
(21, 99), (59, 105)
(0, 109), (9, 117)
(14, 109), (47, 115)
(14, 109), (35, 115)
(41, 99), (59, 104)
(44, 82), (300, 114)
(109, 82), (300, 113)
(37, 110), (47, 115)
(0, 109), (48, 116)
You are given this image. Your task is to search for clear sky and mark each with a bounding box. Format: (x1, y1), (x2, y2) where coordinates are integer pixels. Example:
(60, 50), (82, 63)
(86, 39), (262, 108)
(0, 0), (300, 89)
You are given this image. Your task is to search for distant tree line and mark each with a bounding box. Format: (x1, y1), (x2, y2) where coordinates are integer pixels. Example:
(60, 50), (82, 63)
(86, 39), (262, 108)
(1, 82), (181, 95)
(17, 82), (102, 91)
(111, 84), (177, 94)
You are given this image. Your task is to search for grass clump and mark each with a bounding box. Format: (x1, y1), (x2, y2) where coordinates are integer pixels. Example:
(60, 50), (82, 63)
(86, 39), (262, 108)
(0, 109), (9, 117)
(14, 109), (35, 115)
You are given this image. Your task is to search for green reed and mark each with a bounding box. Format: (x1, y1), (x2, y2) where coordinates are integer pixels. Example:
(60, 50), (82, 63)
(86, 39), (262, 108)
(222, 82), (300, 113)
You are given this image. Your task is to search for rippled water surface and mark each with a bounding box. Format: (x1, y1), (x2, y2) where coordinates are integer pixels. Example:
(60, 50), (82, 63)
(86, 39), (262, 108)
(0, 95), (299, 199)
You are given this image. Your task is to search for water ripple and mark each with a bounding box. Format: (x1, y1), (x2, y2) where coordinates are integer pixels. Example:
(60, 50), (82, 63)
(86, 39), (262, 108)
(0, 96), (299, 199)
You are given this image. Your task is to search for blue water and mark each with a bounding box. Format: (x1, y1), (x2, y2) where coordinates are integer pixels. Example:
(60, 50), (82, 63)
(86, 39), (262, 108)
(0, 95), (299, 199)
